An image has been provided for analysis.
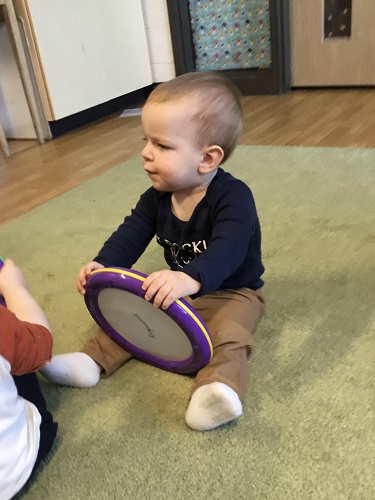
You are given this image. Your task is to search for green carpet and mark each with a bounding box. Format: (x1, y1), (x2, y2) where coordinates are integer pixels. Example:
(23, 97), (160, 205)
(2, 145), (374, 499)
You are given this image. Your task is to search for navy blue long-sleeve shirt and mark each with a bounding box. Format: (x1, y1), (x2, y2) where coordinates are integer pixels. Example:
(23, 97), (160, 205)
(94, 168), (264, 297)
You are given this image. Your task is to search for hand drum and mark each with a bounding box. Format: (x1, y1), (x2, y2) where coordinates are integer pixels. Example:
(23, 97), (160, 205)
(84, 267), (213, 374)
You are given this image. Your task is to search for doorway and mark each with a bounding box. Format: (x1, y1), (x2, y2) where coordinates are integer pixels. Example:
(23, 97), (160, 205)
(291, 0), (375, 86)
(166, 0), (291, 95)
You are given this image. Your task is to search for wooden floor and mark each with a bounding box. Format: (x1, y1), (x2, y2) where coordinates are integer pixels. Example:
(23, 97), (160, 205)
(1, 87), (375, 226)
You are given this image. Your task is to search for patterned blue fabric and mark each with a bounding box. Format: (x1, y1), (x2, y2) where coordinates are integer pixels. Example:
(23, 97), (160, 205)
(189, 0), (271, 71)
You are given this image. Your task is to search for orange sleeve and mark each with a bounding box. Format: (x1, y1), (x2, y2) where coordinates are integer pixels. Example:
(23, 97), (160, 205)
(0, 305), (53, 375)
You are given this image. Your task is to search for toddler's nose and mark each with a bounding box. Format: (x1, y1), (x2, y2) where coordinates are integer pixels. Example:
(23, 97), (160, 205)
(141, 142), (153, 162)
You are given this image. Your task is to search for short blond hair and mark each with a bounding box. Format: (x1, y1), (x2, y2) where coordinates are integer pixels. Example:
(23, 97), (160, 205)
(146, 72), (243, 164)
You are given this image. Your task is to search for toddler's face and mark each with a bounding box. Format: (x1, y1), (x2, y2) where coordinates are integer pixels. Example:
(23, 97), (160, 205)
(141, 100), (204, 193)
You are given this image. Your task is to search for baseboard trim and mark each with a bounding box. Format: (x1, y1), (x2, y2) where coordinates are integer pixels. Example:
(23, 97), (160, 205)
(49, 85), (155, 137)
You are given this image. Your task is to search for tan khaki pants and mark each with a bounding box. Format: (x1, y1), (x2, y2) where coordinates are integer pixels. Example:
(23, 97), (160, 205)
(81, 288), (264, 401)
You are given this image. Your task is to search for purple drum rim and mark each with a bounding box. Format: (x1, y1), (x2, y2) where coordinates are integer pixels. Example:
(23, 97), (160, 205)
(84, 267), (213, 374)
(0, 258), (5, 307)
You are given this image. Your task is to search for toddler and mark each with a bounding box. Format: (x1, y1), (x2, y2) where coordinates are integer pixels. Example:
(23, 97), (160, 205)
(41, 72), (265, 431)
(0, 258), (57, 498)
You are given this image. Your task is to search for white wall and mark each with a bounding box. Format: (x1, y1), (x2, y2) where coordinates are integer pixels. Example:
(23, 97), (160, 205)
(25, 0), (153, 120)
(141, 0), (175, 82)
(0, 0), (175, 138)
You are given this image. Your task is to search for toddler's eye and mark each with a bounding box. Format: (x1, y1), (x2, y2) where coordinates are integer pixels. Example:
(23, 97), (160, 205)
(158, 143), (170, 150)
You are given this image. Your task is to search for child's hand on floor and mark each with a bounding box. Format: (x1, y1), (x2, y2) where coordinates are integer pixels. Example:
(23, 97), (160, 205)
(142, 270), (201, 309)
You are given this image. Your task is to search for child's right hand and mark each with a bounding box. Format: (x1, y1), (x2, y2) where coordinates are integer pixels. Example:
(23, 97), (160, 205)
(76, 261), (104, 295)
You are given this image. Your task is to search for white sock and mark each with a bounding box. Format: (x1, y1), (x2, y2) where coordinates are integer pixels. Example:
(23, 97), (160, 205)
(185, 382), (243, 431)
(40, 352), (101, 388)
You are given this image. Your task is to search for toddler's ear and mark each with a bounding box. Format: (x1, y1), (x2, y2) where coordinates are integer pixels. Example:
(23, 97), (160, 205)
(199, 145), (224, 173)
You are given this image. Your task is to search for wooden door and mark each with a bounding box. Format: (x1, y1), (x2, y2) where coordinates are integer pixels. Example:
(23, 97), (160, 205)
(291, 0), (375, 86)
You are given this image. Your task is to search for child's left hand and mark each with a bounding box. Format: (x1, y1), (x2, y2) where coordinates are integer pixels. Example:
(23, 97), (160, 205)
(142, 270), (201, 310)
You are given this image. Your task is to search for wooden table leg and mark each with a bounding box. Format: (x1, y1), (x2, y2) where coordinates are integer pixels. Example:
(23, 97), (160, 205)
(0, 119), (10, 157)
(2, 0), (45, 145)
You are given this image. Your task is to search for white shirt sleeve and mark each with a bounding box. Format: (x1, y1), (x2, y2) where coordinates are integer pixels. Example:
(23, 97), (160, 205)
(0, 356), (41, 500)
